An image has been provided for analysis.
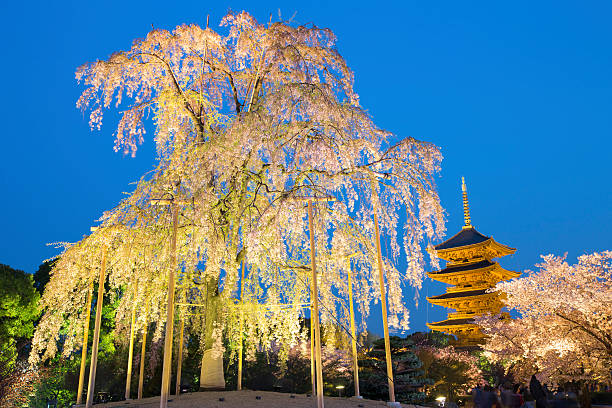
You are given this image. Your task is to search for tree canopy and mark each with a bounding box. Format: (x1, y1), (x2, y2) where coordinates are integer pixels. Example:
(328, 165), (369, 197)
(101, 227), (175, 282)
(32, 11), (445, 370)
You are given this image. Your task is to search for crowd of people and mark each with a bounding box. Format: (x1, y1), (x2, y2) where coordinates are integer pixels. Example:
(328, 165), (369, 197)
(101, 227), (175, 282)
(472, 375), (580, 408)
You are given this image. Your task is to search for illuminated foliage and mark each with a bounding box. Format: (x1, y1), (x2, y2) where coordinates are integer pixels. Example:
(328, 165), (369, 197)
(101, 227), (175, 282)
(0, 264), (40, 395)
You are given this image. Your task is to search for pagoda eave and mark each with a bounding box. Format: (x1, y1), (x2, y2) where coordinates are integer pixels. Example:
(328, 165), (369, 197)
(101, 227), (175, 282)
(434, 238), (516, 262)
(488, 238), (516, 256)
(426, 322), (482, 335)
(427, 317), (476, 327)
(426, 291), (498, 307)
(427, 264), (519, 284)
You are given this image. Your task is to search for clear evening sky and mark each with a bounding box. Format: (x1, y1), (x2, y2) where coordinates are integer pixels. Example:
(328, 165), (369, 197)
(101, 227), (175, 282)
(0, 1), (610, 335)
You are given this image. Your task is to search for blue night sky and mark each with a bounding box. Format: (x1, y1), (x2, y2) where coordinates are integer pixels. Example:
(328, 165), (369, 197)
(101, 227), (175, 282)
(0, 1), (610, 335)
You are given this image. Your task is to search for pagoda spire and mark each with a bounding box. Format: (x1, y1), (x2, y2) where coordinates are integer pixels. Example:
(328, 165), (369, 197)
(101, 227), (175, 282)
(461, 177), (472, 228)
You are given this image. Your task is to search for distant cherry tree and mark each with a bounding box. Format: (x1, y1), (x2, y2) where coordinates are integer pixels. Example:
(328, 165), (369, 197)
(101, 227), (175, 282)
(476, 251), (612, 384)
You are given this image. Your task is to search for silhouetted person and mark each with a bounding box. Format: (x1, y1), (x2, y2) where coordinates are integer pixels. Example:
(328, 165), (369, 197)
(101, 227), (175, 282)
(530, 375), (548, 408)
(481, 385), (499, 408)
(500, 382), (514, 408)
(474, 385), (484, 408)
(512, 384), (525, 408)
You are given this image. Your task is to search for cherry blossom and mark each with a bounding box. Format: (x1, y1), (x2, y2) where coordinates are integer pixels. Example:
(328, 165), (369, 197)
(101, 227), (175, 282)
(476, 251), (612, 383)
(32, 11), (445, 367)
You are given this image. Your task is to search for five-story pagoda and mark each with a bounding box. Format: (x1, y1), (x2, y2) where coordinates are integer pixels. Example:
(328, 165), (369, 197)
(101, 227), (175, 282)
(426, 178), (519, 347)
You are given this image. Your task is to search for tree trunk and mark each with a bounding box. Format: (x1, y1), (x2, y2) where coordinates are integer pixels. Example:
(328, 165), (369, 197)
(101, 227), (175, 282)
(579, 383), (591, 408)
(199, 276), (225, 390)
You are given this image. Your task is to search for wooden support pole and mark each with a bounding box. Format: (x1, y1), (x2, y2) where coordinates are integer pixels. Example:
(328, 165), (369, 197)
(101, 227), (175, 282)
(237, 260), (246, 391)
(310, 300), (316, 398)
(125, 298), (137, 400)
(371, 186), (396, 403)
(76, 274), (94, 405)
(307, 199), (325, 408)
(175, 319), (185, 396)
(160, 203), (179, 408)
(346, 259), (360, 398)
(137, 321), (148, 400)
(85, 245), (107, 408)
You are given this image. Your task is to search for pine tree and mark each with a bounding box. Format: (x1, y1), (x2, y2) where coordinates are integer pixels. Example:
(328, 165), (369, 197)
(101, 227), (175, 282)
(359, 336), (431, 403)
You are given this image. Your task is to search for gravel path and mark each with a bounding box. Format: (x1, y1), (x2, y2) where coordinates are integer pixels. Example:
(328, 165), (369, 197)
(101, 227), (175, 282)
(96, 390), (425, 408)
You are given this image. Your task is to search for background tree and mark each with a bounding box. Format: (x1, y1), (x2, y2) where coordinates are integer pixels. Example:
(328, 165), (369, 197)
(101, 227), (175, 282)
(360, 336), (430, 403)
(407, 330), (453, 348)
(28, 360), (74, 408)
(476, 251), (612, 386)
(223, 340), (350, 395)
(278, 346), (312, 394)
(33, 259), (56, 294)
(0, 264), (40, 402)
(416, 345), (484, 403)
(474, 352), (507, 388)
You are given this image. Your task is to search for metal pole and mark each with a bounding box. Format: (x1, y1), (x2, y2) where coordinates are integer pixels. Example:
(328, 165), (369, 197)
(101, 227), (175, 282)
(175, 319), (185, 396)
(85, 246), (107, 408)
(76, 274), (94, 405)
(371, 186), (396, 403)
(160, 203), (179, 408)
(307, 199), (325, 408)
(237, 260), (246, 391)
(125, 298), (137, 400)
(138, 321), (148, 400)
(346, 259), (360, 398)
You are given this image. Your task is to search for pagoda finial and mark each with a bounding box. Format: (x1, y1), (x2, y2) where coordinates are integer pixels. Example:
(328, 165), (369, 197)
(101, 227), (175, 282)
(461, 177), (472, 228)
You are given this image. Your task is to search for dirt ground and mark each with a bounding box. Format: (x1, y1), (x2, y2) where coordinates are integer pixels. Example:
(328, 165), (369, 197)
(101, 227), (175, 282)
(96, 390), (425, 408)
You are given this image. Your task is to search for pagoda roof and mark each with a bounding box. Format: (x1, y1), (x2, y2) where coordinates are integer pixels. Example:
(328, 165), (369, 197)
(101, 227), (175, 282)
(428, 288), (490, 300)
(427, 318), (476, 327)
(432, 226), (516, 262)
(434, 227), (490, 251)
(430, 259), (494, 275)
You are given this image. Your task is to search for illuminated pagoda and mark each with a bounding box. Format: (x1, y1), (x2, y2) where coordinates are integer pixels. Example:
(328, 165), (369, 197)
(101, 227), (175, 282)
(426, 178), (519, 347)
